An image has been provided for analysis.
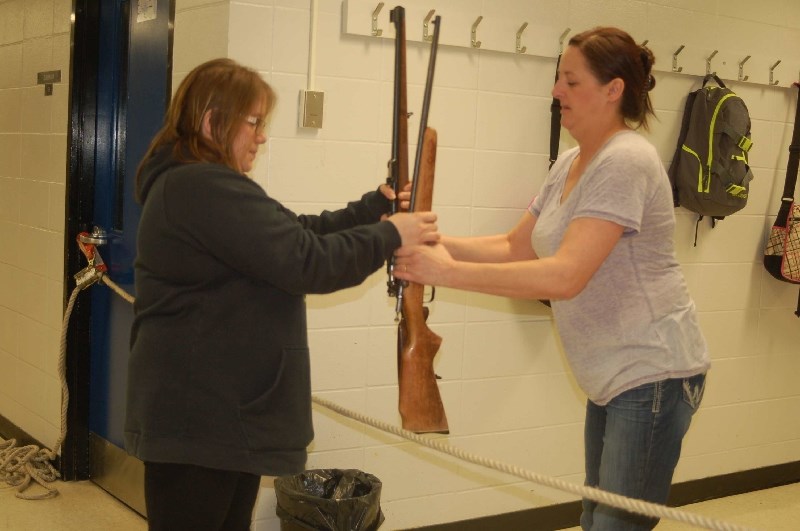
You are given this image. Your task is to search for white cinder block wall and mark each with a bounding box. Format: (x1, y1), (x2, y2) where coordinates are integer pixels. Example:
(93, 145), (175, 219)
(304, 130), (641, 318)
(2, 0), (800, 529)
(0, 0), (71, 448)
(172, 1), (800, 529)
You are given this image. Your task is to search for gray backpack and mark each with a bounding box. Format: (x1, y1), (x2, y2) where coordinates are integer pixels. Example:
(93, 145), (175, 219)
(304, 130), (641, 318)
(668, 74), (754, 244)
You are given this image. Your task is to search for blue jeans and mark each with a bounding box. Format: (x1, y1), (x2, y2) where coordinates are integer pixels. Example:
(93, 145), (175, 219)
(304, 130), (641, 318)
(581, 373), (706, 531)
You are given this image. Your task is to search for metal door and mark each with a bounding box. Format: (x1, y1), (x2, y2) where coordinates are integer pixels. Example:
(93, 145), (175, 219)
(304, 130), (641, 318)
(65, 0), (173, 514)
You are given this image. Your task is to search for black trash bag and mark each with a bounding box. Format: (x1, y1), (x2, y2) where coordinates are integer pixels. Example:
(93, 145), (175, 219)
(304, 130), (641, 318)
(275, 468), (384, 531)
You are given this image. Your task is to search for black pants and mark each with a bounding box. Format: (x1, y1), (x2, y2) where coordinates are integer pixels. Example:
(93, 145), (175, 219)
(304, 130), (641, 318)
(144, 462), (261, 531)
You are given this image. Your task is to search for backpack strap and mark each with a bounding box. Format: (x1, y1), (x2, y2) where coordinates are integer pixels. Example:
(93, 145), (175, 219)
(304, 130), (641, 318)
(715, 122), (753, 153)
(693, 215), (702, 246)
(539, 55), (563, 309)
(783, 84), (800, 198)
(702, 73), (726, 88)
(787, 87), (800, 319)
(705, 109), (754, 202)
(668, 90), (700, 207)
(776, 84), (800, 318)
(710, 157), (753, 197)
(711, 121), (753, 197)
(549, 54), (563, 170)
(776, 83), (800, 230)
(796, 288), (800, 318)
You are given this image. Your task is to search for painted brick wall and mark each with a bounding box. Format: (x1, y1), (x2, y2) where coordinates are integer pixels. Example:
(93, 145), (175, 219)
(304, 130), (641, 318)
(1, 0), (799, 529)
(0, 0), (71, 448)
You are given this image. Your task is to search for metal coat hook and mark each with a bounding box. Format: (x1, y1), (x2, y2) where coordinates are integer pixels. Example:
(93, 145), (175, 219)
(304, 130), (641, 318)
(769, 60), (782, 86)
(559, 28), (571, 54)
(423, 9), (435, 42)
(371, 2), (384, 37)
(738, 55), (751, 82)
(672, 45), (685, 73)
(471, 16), (483, 48)
(705, 50), (718, 75)
(516, 22), (528, 54)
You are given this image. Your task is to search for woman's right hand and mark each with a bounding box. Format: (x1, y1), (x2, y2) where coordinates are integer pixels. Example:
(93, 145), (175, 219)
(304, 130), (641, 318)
(388, 211), (439, 246)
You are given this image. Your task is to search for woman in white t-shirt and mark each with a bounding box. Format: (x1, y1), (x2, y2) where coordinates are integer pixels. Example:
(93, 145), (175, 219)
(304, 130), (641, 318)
(393, 26), (709, 531)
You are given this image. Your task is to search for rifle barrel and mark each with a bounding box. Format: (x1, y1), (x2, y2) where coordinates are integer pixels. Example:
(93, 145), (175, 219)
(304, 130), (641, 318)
(389, 6), (408, 213)
(410, 15), (440, 212)
(386, 7), (408, 301)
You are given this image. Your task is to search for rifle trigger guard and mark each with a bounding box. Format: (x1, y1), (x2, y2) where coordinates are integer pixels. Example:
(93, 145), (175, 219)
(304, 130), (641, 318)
(426, 286), (436, 304)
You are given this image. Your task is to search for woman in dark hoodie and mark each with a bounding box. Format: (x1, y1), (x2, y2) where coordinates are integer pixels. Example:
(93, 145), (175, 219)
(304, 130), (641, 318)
(126, 58), (438, 531)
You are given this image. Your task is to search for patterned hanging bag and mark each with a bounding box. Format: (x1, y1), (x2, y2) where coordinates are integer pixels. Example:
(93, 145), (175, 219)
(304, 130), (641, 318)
(764, 83), (800, 317)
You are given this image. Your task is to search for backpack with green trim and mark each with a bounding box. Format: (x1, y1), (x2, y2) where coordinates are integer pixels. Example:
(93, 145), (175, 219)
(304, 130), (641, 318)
(668, 74), (754, 243)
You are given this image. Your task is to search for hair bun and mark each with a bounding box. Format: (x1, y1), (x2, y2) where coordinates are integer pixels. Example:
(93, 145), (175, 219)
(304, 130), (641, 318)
(639, 47), (654, 72)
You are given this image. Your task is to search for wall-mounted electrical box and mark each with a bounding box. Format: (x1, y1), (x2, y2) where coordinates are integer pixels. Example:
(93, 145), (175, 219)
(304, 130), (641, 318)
(299, 90), (324, 129)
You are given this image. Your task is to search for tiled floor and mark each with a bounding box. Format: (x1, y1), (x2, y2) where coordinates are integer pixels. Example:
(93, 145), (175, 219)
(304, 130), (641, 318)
(560, 482), (800, 531)
(0, 480), (146, 531)
(1, 478), (799, 530)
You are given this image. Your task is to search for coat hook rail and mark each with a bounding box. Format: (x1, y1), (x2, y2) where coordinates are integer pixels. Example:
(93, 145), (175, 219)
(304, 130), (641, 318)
(371, 2), (384, 37)
(672, 45), (685, 73)
(770, 60), (781, 86)
(516, 22), (528, 54)
(705, 50), (718, 75)
(559, 27), (570, 54)
(471, 16), (483, 48)
(423, 9), (435, 42)
(738, 55), (751, 82)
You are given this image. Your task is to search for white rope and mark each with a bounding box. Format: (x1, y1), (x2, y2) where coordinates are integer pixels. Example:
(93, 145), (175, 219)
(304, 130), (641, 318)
(0, 437), (60, 500)
(0, 287), (78, 499)
(312, 396), (758, 531)
(54, 286), (79, 456)
(5, 267), (759, 530)
(101, 275), (135, 304)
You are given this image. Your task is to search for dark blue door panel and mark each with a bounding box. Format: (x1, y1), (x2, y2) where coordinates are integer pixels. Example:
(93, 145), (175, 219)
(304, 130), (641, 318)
(89, 0), (172, 447)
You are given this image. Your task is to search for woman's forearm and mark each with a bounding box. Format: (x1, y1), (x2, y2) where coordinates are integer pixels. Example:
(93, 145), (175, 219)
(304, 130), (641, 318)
(441, 210), (538, 263)
(444, 256), (579, 300)
(441, 234), (514, 263)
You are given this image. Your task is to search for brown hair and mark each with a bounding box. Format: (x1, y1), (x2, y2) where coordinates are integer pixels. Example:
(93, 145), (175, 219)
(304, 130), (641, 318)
(135, 58), (276, 202)
(568, 27), (656, 130)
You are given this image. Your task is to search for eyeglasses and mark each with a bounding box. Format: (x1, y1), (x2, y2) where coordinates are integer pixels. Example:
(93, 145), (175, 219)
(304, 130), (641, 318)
(244, 115), (266, 133)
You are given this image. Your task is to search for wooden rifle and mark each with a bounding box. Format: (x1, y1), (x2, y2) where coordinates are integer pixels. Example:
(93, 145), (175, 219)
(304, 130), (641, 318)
(386, 7), (448, 434)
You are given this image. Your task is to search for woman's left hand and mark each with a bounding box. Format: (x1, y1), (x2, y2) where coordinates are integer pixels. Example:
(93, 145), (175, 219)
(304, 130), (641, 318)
(379, 183), (413, 220)
(379, 183), (396, 202)
(379, 183), (396, 221)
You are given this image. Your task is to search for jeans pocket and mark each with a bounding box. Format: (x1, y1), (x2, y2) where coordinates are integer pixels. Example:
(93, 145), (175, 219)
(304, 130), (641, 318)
(681, 373), (706, 410)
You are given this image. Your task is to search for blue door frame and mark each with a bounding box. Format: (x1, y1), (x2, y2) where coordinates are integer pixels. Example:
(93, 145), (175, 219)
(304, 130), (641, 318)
(64, 0), (173, 481)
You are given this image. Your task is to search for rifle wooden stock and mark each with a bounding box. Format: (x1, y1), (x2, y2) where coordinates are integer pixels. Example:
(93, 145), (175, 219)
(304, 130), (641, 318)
(398, 128), (449, 434)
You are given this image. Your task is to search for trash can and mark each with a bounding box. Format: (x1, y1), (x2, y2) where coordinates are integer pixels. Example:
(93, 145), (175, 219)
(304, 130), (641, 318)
(275, 468), (385, 531)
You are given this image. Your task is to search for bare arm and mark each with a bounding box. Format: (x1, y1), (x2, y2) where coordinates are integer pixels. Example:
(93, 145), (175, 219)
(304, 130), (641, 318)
(394, 216), (624, 301)
(441, 211), (539, 263)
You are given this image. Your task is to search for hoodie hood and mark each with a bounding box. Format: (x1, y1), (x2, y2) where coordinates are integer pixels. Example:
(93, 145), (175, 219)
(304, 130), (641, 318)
(137, 144), (186, 203)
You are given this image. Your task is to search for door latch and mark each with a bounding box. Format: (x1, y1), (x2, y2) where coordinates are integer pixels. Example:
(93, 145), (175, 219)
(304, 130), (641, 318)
(77, 226), (108, 246)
